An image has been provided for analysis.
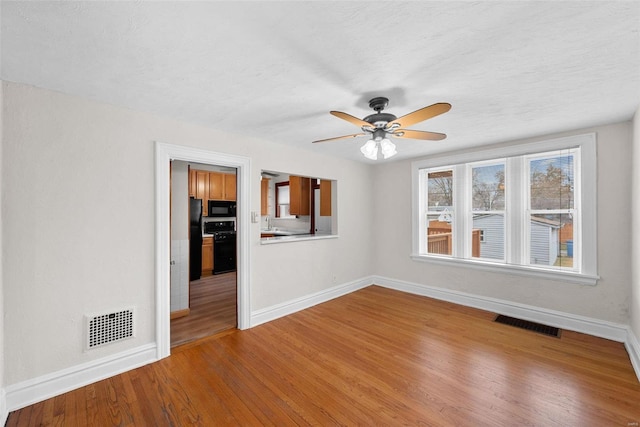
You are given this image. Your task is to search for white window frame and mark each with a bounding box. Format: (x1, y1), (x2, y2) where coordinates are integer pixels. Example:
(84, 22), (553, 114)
(468, 159), (506, 262)
(524, 149), (580, 271)
(421, 166), (457, 257)
(411, 133), (598, 285)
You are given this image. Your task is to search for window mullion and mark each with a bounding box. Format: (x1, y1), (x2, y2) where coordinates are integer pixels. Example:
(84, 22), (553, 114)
(506, 156), (526, 265)
(416, 168), (428, 254)
(452, 164), (467, 258)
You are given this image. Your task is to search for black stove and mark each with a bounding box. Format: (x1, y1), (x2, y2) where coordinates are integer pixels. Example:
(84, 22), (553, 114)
(205, 221), (235, 235)
(204, 221), (236, 274)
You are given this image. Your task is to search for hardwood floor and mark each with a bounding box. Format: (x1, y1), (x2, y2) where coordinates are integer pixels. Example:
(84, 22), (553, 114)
(170, 272), (237, 347)
(7, 286), (640, 426)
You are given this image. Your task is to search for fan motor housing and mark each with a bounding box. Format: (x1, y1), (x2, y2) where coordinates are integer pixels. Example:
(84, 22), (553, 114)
(363, 112), (397, 126)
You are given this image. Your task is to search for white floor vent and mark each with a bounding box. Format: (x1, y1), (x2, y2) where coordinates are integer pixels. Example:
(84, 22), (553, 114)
(86, 308), (134, 350)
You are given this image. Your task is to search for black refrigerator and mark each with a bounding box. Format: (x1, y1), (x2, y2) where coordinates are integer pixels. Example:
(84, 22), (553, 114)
(189, 197), (203, 281)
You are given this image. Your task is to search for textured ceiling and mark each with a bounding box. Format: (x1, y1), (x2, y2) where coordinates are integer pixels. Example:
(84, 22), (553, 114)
(2, 1), (639, 163)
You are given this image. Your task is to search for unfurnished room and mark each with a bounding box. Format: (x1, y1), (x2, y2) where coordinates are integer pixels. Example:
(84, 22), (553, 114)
(1, 1), (640, 425)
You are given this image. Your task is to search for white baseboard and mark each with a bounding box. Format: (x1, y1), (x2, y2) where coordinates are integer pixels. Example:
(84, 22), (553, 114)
(5, 343), (157, 412)
(626, 328), (640, 381)
(0, 388), (7, 427)
(372, 275), (629, 343)
(250, 277), (372, 327)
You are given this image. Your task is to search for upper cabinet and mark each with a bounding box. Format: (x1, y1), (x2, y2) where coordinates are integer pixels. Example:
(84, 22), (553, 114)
(189, 169), (237, 217)
(261, 178), (270, 216)
(224, 174), (237, 201)
(319, 179), (332, 217)
(289, 175), (311, 216)
(195, 170), (211, 216)
(208, 172), (224, 200)
(209, 172), (236, 201)
(288, 176), (331, 216)
(189, 169), (197, 197)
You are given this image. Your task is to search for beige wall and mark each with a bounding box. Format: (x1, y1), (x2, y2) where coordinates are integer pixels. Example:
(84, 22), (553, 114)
(0, 77), (5, 414)
(632, 107), (640, 340)
(1, 82), (374, 385)
(372, 121), (633, 324)
(1, 79), (636, 393)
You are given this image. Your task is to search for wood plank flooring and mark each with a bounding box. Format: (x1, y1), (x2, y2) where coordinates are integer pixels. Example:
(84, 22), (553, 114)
(7, 285), (640, 426)
(170, 272), (237, 347)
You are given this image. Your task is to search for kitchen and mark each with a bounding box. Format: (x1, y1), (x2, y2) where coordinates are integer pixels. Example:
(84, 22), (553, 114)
(170, 164), (336, 347)
(260, 170), (336, 242)
(170, 161), (238, 347)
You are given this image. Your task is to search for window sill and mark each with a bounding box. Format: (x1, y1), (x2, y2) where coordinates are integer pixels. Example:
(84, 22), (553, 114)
(410, 254), (599, 286)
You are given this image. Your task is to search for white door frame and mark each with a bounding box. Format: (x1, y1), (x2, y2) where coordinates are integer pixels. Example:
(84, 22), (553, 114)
(155, 142), (251, 360)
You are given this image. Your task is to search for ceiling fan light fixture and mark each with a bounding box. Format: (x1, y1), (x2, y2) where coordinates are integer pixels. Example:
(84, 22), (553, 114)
(380, 138), (397, 159)
(360, 139), (378, 160)
(315, 97), (450, 161)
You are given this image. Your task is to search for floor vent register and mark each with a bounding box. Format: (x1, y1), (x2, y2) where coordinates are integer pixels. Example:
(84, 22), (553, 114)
(494, 314), (561, 338)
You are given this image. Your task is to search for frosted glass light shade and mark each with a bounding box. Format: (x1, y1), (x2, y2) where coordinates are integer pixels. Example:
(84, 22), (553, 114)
(380, 138), (397, 159)
(360, 139), (378, 160)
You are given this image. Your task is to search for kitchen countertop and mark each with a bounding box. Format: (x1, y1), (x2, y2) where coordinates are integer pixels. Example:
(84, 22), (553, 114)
(260, 228), (309, 236)
(260, 230), (337, 244)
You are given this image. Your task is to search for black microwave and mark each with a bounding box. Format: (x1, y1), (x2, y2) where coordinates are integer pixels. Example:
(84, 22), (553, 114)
(208, 200), (236, 217)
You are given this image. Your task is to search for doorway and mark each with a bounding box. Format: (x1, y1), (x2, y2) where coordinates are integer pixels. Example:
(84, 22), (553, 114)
(155, 142), (250, 360)
(169, 161), (238, 347)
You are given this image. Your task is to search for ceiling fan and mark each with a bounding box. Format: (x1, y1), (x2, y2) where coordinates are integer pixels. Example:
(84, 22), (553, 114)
(312, 97), (451, 160)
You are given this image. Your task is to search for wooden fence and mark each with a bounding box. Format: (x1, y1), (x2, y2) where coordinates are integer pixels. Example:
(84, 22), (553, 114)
(427, 221), (480, 257)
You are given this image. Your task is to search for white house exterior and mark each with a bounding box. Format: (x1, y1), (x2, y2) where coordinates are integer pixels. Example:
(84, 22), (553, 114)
(472, 215), (561, 265)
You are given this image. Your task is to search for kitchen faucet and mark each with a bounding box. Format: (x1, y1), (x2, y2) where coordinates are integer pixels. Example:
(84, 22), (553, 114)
(266, 215), (271, 230)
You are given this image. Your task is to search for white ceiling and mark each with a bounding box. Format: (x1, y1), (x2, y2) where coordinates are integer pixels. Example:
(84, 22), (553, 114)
(2, 1), (639, 163)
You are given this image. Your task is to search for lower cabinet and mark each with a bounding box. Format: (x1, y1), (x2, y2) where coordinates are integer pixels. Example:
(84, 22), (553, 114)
(202, 236), (213, 276)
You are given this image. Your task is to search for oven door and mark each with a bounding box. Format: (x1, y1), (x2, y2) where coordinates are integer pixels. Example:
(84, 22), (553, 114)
(213, 233), (237, 274)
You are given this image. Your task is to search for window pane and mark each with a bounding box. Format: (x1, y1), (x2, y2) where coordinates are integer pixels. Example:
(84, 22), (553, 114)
(529, 214), (574, 269)
(428, 170), (453, 210)
(472, 214), (504, 260)
(530, 154), (574, 210)
(427, 215), (452, 255)
(472, 164), (505, 211)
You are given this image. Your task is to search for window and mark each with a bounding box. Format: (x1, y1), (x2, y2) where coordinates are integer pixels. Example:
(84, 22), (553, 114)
(527, 151), (576, 269)
(412, 133), (597, 285)
(426, 169), (454, 256)
(471, 161), (505, 261)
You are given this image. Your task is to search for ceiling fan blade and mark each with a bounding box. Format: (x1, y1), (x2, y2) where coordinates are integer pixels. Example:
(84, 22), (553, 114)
(312, 133), (366, 143)
(386, 103), (451, 129)
(330, 111), (373, 128)
(393, 129), (447, 141)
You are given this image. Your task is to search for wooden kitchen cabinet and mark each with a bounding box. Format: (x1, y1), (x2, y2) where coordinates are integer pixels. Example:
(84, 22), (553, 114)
(289, 175), (311, 215)
(208, 172), (224, 200)
(261, 178), (270, 215)
(209, 172), (237, 201)
(189, 170), (237, 217)
(202, 236), (213, 276)
(224, 174), (237, 201)
(320, 179), (332, 216)
(195, 171), (210, 216)
(189, 169), (197, 197)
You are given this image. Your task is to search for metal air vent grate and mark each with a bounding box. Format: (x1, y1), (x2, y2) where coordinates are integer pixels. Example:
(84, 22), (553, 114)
(86, 308), (134, 350)
(494, 314), (561, 338)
